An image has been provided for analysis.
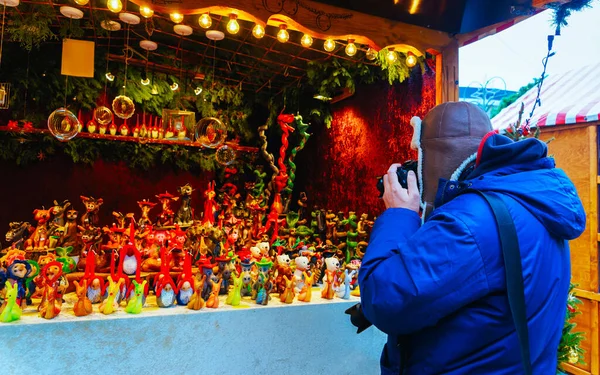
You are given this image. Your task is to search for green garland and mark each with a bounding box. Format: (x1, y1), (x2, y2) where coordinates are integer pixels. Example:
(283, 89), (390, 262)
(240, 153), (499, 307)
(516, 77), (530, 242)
(557, 283), (585, 373)
(0, 131), (219, 171)
(7, 4), (57, 51)
(549, 0), (593, 35)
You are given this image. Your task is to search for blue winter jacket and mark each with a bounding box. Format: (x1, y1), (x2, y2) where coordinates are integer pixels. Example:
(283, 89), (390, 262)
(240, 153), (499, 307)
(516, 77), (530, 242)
(359, 134), (586, 375)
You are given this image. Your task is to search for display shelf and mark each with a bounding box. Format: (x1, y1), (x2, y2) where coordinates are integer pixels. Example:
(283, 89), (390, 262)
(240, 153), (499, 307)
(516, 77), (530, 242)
(0, 126), (259, 153)
(0, 291), (385, 375)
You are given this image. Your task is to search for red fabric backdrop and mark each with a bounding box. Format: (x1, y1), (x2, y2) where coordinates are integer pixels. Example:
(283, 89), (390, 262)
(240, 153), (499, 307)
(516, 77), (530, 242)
(294, 67), (436, 217)
(0, 156), (215, 246)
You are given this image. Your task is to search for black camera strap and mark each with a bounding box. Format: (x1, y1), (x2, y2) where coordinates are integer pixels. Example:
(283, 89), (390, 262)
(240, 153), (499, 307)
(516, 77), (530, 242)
(465, 190), (532, 375)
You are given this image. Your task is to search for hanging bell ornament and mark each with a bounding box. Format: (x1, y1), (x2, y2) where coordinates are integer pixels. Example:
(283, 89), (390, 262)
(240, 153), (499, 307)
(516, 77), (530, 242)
(112, 95), (135, 119)
(568, 348), (579, 364)
(47, 108), (80, 142)
(215, 144), (236, 166)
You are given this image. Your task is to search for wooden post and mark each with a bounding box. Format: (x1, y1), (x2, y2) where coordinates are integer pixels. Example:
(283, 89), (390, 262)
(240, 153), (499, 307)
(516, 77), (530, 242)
(436, 39), (459, 104)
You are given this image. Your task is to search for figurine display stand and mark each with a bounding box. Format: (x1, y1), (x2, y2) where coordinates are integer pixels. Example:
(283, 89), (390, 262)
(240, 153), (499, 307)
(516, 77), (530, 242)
(0, 285), (384, 374)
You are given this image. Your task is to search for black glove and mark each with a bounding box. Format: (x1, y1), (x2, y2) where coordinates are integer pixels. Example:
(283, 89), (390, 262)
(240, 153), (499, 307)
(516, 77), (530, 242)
(345, 303), (373, 334)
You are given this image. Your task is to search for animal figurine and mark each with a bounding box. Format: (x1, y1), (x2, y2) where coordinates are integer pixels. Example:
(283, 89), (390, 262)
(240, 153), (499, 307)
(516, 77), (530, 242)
(39, 284), (61, 319)
(5, 222), (31, 250)
(205, 278), (222, 309)
(321, 257), (340, 300)
(187, 275), (206, 310)
(155, 191), (179, 227)
(274, 254), (292, 294)
(73, 279), (93, 316)
(80, 196), (104, 229)
(6, 260), (32, 309)
(61, 210), (79, 251)
(50, 200), (71, 231)
(293, 256), (309, 293)
(25, 208), (53, 251)
(297, 271), (314, 302)
(76, 228), (102, 272)
(125, 280), (147, 314)
(137, 199), (156, 229)
(335, 269), (357, 300)
(279, 275), (296, 304)
(37, 261), (64, 309)
(0, 281), (22, 323)
(99, 276), (124, 315)
(175, 183), (195, 226)
(240, 271), (253, 297)
(225, 272), (243, 306)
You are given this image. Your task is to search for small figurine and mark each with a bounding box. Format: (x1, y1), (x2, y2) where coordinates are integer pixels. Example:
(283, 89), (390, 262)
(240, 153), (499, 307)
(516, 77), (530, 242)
(109, 123), (118, 136)
(0, 281), (22, 323)
(297, 271), (314, 302)
(61, 209), (79, 251)
(321, 257), (340, 300)
(293, 255), (309, 293)
(98, 123), (107, 135)
(205, 278), (222, 309)
(155, 191), (179, 227)
(279, 275), (296, 304)
(151, 126), (159, 139)
(274, 254), (292, 295)
(254, 257), (273, 305)
(202, 181), (218, 226)
(137, 199), (156, 229)
(225, 272), (243, 306)
(132, 124), (140, 137)
(257, 241), (270, 258)
(87, 121), (97, 134)
(197, 257), (217, 301)
(158, 127), (165, 139)
(187, 275), (206, 310)
(25, 207), (53, 251)
(73, 279), (93, 316)
(335, 269), (356, 300)
(125, 280), (147, 314)
(80, 196), (104, 229)
(119, 123), (129, 136)
(175, 183), (195, 226)
(6, 260), (32, 309)
(99, 276), (124, 315)
(5, 222), (31, 250)
(50, 200), (71, 232)
(155, 276), (178, 308)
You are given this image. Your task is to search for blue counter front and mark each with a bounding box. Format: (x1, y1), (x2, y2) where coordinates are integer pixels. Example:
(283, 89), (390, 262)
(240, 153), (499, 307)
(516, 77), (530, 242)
(0, 292), (386, 375)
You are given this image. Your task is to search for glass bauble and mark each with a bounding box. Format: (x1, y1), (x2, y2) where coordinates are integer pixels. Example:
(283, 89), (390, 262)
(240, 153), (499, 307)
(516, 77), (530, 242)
(112, 95), (135, 119)
(47, 108), (80, 142)
(195, 117), (226, 148)
(94, 106), (113, 126)
(215, 145), (236, 166)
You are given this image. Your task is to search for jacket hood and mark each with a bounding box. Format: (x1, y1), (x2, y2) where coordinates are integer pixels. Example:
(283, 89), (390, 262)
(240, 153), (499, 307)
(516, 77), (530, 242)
(452, 134), (585, 240)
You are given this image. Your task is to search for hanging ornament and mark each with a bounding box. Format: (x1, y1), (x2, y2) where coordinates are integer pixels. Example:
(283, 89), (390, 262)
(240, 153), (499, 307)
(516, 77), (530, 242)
(112, 95), (135, 119)
(568, 348), (579, 364)
(366, 48), (377, 61)
(48, 108), (80, 142)
(195, 117), (226, 148)
(216, 145), (236, 166)
(94, 106), (113, 125)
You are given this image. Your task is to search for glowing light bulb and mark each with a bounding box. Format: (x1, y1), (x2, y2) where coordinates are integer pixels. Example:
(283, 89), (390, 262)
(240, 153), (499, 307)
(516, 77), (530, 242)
(139, 6), (154, 18)
(387, 50), (397, 63)
(74, 0), (89, 6)
(227, 14), (240, 34)
(107, 0), (122, 13)
(199, 13), (212, 29)
(345, 39), (357, 57)
(170, 13), (183, 24)
(141, 78), (150, 85)
(277, 25), (289, 43)
(406, 52), (417, 68)
(301, 34), (313, 48)
(366, 48), (377, 61)
(324, 39), (335, 52)
(252, 24), (265, 39)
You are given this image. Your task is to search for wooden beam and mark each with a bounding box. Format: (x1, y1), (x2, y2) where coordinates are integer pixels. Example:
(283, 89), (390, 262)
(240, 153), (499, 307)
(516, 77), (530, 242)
(436, 39), (459, 104)
(129, 0), (452, 54)
(575, 289), (600, 302)
(563, 363), (592, 375)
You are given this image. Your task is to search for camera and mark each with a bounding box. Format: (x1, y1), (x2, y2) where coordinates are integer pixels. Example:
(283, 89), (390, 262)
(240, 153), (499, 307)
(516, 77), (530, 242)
(345, 303), (373, 333)
(376, 160), (419, 197)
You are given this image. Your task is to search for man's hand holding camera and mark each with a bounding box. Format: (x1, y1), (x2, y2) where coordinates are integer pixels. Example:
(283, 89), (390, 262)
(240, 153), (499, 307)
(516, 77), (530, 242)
(383, 164), (420, 213)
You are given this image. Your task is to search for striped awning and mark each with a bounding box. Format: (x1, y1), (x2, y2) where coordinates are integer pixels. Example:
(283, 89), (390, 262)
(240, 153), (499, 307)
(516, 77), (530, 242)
(491, 62), (600, 130)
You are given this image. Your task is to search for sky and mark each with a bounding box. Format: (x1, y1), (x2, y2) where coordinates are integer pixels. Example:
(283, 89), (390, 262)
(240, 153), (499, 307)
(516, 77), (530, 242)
(459, 0), (600, 91)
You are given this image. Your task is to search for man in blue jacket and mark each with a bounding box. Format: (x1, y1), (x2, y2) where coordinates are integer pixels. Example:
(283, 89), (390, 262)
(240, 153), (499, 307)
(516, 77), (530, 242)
(359, 102), (586, 374)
